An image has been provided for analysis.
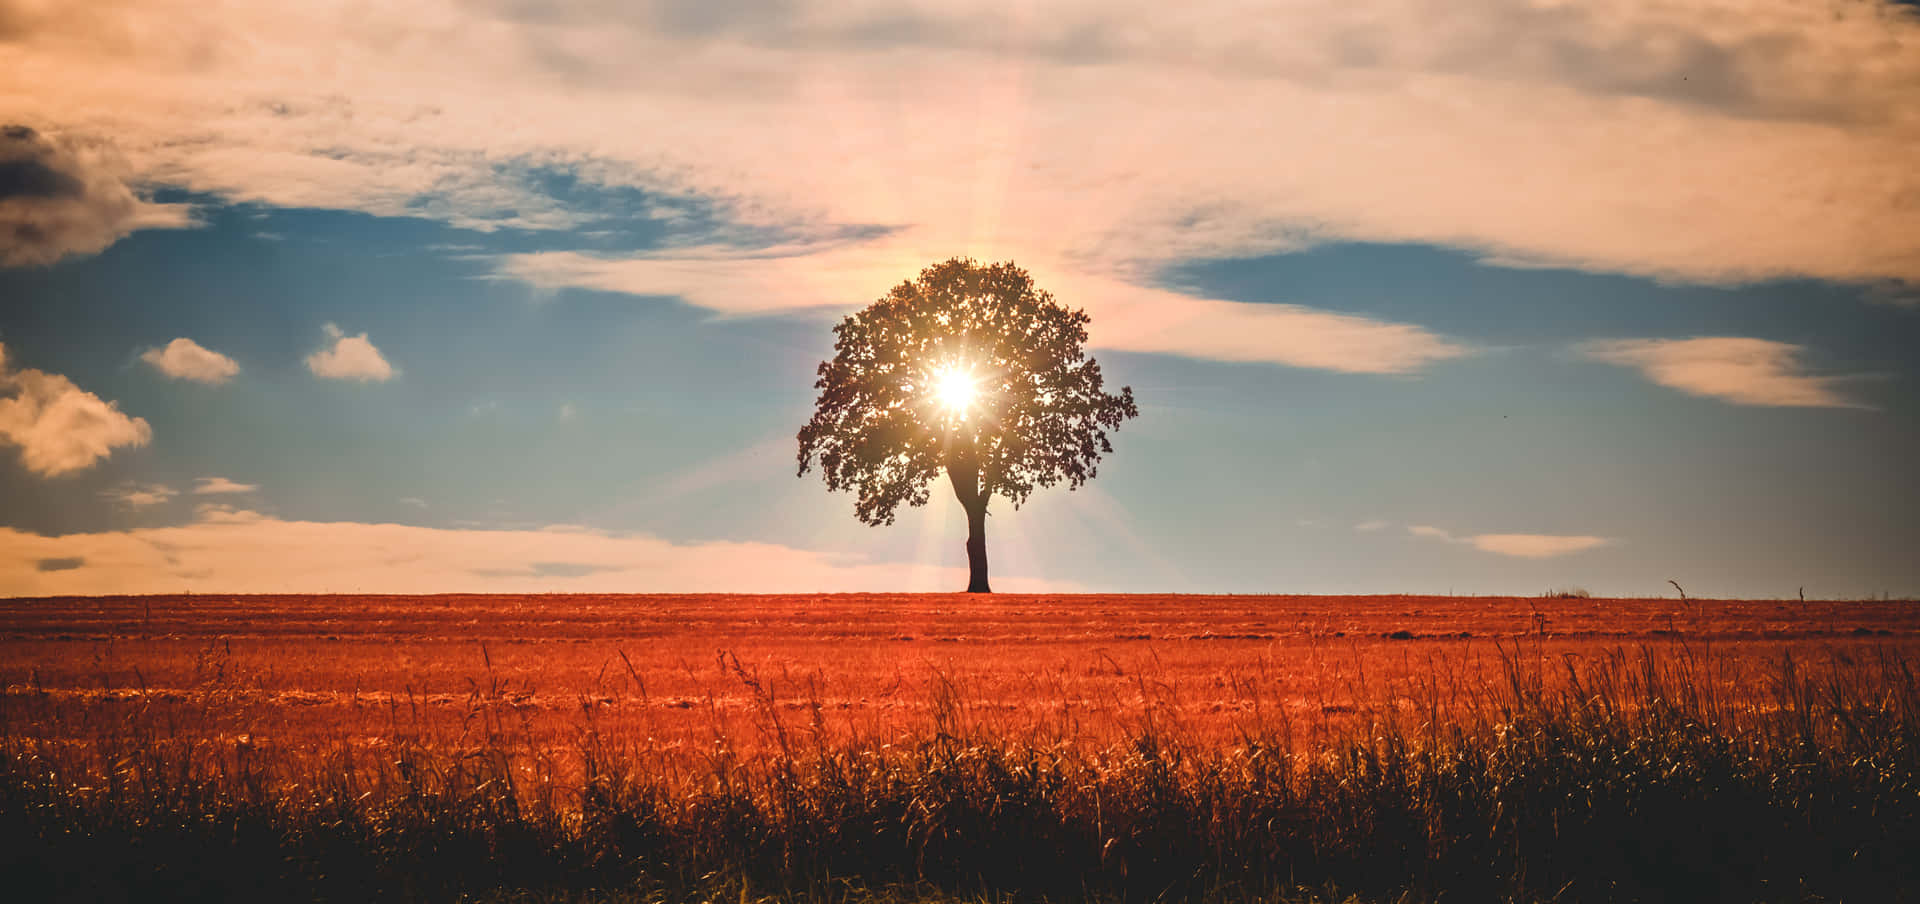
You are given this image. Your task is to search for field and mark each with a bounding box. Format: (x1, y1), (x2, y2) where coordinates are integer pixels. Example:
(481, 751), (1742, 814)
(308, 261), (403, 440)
(5, 593), (1920, 902)
(8, 592), (1915, 755)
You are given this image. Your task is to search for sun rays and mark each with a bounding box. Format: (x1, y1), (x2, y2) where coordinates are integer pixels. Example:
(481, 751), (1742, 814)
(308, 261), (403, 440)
(932, 364), (981, 417)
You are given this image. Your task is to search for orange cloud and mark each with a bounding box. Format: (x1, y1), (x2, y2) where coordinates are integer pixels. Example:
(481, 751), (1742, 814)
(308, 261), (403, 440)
(192, 476), (258, 494)
(141, 337), (240, 384)
(102, 482), (177, 508)
(1581, 337), (1865, 408)
(503, 245), (1471, 373)
(306, 324), (396, 382)
(0, 124), (192, 267)
(0, 342), (152, 477)
(1, 0), (1912, 322)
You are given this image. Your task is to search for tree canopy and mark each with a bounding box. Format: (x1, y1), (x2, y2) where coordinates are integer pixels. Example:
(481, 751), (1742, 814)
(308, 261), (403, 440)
(797, 258), (1137, 591)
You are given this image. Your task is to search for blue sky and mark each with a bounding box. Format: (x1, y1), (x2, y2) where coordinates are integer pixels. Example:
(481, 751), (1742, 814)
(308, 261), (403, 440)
(2, 0), (1917, 597)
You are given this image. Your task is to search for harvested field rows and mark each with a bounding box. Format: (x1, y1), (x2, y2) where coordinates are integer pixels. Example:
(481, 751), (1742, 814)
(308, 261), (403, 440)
(4, 593), (1917, 761)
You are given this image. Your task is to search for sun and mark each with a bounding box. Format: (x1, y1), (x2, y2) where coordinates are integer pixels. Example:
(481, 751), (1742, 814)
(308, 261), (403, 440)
(932, 365), (979, 415)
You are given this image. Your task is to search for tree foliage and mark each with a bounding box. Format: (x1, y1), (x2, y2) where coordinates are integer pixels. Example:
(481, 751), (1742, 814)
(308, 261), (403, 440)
(798, 258), (1138, 526)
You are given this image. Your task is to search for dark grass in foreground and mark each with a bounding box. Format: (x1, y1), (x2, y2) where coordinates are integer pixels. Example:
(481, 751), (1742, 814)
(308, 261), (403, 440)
(5, 645), (1919, 903)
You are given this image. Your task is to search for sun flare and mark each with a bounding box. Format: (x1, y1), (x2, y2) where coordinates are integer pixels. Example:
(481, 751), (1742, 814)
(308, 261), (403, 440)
(932, 365), (979, 415)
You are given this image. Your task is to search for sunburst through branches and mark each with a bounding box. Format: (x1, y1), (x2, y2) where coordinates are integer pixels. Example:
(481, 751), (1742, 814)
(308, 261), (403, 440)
(931, 364), (980, 418)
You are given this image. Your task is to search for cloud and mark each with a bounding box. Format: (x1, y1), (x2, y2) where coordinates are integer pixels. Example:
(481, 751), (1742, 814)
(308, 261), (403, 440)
(306, 324), (395, 381)
(4, 0), (1918, 303)
(0, 509), (1085, 595)
(192, 476), (257, 494)
(1406, 523), (1611, 559)
(103, 482), (177, 508)
(140, 337), (239, 384)
(1580, 337), (1864, 408)
(0, 342), (152, 477)
(192, 502), (267, 523)
(0, 124), (192, 267)
(503, 245), (1471, 373)
(1354, 520), (1392, 532)
(1468, 534), (1612, 559)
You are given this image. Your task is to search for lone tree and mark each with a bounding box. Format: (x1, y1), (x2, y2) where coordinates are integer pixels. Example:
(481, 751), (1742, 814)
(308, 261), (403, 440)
(798, 258), (1138, 593)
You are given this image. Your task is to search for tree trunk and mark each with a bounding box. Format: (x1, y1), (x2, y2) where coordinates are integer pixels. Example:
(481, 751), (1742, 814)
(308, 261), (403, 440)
(947, 443), (992, 594)
(963, 500), (990, 594)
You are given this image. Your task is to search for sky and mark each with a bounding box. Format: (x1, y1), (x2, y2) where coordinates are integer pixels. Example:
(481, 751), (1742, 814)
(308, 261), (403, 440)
(2, 0), (1917, 598)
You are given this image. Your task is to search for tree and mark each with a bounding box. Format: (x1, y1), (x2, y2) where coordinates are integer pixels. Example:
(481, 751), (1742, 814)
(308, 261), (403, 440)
(797, 258), (1139, 593)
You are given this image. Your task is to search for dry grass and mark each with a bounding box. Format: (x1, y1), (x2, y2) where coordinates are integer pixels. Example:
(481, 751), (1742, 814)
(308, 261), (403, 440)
(3, 593), (1918, 902)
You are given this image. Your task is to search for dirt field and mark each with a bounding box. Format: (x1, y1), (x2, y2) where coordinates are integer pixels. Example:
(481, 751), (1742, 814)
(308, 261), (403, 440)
(4, 593), (1917, 764)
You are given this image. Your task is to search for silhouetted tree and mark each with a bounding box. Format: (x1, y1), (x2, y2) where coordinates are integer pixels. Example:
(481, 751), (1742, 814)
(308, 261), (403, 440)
(798, 259), (1138, 593)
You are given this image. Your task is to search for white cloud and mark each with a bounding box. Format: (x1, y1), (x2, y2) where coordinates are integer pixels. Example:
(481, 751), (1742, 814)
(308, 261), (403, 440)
(192, 476), (257, 494)
(1580, 337), (1864, 409)
(103, 482), (176, 508)
(0, 343), (151, 477)
(1405, 522), (1611, 558)
(1, 0), (1913, 350)
(1354, 519), (1392, 532)
(0, 124), (193, 268)
(306, 323), (395, 382)
(140, 337), (239, 384)
(0, 509), (1085, 595)
(503, 246), (1471, 373)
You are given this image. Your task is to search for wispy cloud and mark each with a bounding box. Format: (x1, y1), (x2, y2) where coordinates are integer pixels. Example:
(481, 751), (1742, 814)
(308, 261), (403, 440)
(1469, 534), (1613, 559)
(307, 324), (395, 382)
(1580, 337), (1865, 409)
(0, 342), (151, 477)
(502, 245), (1471, 373)
(102, 482), (176, 508)
(0, 510), (1085, 595)
(192, 476), (257, 495)
(141, 337), (239, 384)
(1405, 523), (1611, 559)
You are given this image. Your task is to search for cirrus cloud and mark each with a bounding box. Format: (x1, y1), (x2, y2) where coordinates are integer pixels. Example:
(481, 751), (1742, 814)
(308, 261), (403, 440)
(502, 245), (1471, 373)
(0, 342), (151, 477)
(1580, 337), (1865, 409)
(140, 337), (239, 384)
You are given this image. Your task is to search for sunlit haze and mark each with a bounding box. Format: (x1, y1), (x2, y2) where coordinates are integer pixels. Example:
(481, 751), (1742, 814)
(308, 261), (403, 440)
(932, 366), (979, 418)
